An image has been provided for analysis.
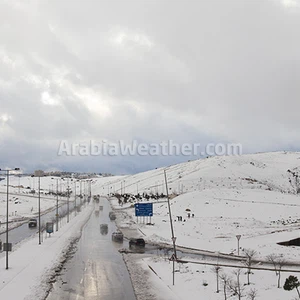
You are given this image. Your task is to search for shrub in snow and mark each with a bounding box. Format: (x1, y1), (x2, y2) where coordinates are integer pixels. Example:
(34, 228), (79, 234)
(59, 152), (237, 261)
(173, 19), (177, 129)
(284, 275), (300, 298)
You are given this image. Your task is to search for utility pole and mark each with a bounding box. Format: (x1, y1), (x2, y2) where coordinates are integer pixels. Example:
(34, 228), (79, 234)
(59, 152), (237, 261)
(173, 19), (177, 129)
(80, 180), (82, 205)
(236, 235), (241, 256)
(89, 180), (92, 199)
(38, 176), (41, 244)
(67, 178), (70, 223)
(6, 170), (9, 268)
(164, 169), (177, 285)
(83, 181), (86, 202)
(32, 170), (44, 245)
(74, 181), (77, 215)
(56, 179), (59, 231)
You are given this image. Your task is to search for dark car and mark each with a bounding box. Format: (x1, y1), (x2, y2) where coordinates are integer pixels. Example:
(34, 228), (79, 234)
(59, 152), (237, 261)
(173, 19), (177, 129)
(100, 223), (108, 235)
(112, 231), (123, 242)
(129, 238), (145, 248)
(28, 219), (37, 228)
(109, 211), (116, 220)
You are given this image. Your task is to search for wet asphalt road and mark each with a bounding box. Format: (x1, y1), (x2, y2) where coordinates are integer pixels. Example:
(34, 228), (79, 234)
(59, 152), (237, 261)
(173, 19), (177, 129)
(46, 198), (136, 300)
(0, 200), (77, 251)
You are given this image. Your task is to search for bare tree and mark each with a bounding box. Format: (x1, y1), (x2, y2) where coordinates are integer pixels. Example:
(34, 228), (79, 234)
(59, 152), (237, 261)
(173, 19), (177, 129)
(267, 253), (286, 288)
(243, 249), (257, 285)
(212, 265), (222, 293)
(247, 288), (258, 300)
(228, 269), (245, 300)
(220, 272), (230, 300)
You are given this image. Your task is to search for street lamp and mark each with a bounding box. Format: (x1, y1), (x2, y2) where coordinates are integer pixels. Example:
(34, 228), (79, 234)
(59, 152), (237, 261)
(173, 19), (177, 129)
(0, 167), (20, 270)
(31, 170), (44, 245)
(74, 180), (77, 216)
(52, 177), (59, 231)
(65, 178), (70, 223)
(79, 180), (82, 206)
(236, 234), (241, 256)
(83, 180), (86, 202)
(56, 179), (59, 231)
(18, 174), (21, 194)
(61, 178), (70, 223)
(89, 179), (92, 201)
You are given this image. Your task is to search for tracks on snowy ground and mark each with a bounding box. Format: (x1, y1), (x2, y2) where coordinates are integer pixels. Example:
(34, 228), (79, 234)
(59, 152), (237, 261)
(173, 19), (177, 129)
(43, 205), (94, 300)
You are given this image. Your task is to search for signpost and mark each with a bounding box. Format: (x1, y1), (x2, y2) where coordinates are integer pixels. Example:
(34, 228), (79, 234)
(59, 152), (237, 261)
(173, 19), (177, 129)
(135, 203), (153, 216)
(169, 254), (177, 261)
(134, 203), (153, 223)
(3, 243), (12, 252)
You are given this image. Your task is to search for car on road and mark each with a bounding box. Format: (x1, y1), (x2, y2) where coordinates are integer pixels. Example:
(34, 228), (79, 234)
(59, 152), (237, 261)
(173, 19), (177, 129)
(28, 219), (37, 228)
(109, 211), (116, 220)
(112, 231), (123, 242)
(100, 223), (108, 235)
(129, 238), (145, 248)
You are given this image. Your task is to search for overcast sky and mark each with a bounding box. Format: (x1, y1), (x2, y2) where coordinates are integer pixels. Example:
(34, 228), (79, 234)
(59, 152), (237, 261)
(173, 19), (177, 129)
(0, 0), (299, 174)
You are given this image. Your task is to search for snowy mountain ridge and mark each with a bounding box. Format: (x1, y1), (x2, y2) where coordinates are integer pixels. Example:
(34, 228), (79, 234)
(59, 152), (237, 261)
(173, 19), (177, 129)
(94, 151), (300, 196)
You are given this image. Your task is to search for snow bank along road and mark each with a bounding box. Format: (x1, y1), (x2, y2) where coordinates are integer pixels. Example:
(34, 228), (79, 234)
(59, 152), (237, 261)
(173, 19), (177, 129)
(0, 201), (93, 300)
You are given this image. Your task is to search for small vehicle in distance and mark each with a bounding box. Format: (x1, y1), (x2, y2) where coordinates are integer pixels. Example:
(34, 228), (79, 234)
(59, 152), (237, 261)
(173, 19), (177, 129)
(28, 219), (37, 228)
(129, 238), (145, 248)
(109, 211), (116, 220)
(100, 223), (108, 235)
(112, 230), (123, 242)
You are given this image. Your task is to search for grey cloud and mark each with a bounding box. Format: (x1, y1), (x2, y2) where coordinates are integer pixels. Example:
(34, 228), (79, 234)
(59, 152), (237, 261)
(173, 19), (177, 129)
(0, 0), (299, 173)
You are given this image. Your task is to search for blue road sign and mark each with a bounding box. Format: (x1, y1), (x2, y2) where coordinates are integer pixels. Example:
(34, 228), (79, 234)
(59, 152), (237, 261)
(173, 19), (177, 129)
(135, 203), (153, 217)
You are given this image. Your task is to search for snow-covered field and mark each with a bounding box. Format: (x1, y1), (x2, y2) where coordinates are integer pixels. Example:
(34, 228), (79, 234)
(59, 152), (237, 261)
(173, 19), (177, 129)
(114, 188), (300, 259)
(93, 152), (300, 260)
(93, 151), (300, 300)
(2, 151), (300, 299)
(137, 255), (300, 300)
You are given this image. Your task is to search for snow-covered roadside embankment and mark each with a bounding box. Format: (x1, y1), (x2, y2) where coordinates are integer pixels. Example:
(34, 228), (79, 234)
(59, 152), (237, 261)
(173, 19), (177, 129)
(0, 202), (94, 300)
(123, 253), (181, 300)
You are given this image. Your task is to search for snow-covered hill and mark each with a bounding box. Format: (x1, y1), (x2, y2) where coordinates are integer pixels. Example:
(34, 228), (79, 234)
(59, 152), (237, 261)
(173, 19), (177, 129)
(93, 151), (300, 261)
(94, 151), (300, 196)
